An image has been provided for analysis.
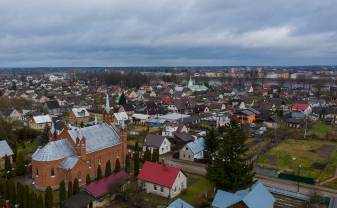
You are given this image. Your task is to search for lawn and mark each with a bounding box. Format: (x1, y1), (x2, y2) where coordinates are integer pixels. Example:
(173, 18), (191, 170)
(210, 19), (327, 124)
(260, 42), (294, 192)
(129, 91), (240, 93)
(17, 140), (39, 154)
(179, 174), (214, 206)
(309, 121), (332, 139)
(256, 139), (337, 182)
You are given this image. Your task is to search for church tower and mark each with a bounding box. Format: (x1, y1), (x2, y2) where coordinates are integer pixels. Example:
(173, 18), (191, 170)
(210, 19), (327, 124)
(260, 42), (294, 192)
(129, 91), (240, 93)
(103, 93), (113, 123)
(119, 120), (128, 167)
(187, 76), (193, 89)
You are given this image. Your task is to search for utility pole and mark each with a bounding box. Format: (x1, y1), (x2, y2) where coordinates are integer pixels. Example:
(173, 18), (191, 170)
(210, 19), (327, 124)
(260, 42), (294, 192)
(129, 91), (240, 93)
(304, 115), (308, 139)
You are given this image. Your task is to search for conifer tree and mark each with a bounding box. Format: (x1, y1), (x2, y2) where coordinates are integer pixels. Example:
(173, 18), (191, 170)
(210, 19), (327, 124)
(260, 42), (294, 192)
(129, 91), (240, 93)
(151, 149), (159, 163)
(16, 183), (23, 208)
(206, 121), (254, 191)
(97, 165), (102, 180)
(37, 194), (44, 208)
(105, 160), (111, 177)
(114, 158), (121, 173)
(67, 181), (73, 198)
(144, 147), (151, 161)
(4, 155), (12, 177)
(59, 180), (66, 205)
(23, 185), (30, 208)
(73, 178), (80, 195)
(133, 151), (140, 176)
(134, 141), (139, 152)
(86, 174), (91, 185)
(45, 186), (53, 208)
(8, 180), (16, 205)
(125, 154), (130, 173)
(15, 152), (26, 176)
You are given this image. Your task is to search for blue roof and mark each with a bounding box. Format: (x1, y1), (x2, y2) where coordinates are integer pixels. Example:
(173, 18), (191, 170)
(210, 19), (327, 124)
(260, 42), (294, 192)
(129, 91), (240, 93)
(167, 198), (194, 208)
(0, 140), (14, 157)
(186, 137), (205, 155)
(212, 181), (275, 208)
(32, 139), (76, 162)
(59, 156), (79, 170)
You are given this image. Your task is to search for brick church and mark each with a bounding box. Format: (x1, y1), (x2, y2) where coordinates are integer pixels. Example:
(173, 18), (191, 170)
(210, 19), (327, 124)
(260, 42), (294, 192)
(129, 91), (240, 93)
(31, 94), (127, 190)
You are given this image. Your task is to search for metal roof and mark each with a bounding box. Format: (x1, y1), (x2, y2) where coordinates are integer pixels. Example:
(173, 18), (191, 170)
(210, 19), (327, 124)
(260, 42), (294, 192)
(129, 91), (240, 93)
(59, 156), (79, 170)
(32, 139), (76, 162)
(0, 140), (14, 157)
(68, 123), (122, 154)
(186, 137), (205, 155)
(33, 115), (52, 124)
(167, 198), (194, 208)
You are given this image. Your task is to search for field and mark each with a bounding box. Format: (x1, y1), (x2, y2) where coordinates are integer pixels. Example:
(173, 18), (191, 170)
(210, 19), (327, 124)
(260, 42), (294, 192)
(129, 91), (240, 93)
(256, 139), (337, 182)
(309, 121), (333, 139)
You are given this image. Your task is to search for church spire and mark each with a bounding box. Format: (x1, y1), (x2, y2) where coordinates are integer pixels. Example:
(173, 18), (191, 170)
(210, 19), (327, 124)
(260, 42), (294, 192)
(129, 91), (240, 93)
(105, 93), (110, 113)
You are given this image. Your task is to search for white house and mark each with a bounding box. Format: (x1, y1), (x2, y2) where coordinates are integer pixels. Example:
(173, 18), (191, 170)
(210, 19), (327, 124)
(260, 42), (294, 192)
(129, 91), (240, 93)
(113, 112), (129, 125)
(143, 134), (171, 155)
(30, 115), (52, 130)
(179, 137), (205, 161)
(137, 161), (187, 199)
(162, 124), (188, 137)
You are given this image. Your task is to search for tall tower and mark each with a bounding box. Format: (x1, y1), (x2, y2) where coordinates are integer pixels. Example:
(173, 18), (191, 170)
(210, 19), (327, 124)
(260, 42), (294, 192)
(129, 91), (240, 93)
(103, 93), (113, 123)
(187, 76), (193, 88)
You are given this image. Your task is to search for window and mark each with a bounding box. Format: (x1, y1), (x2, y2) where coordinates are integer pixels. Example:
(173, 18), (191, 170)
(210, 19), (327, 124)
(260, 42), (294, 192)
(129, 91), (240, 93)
(51, 168), (55, 177)
(160, 187), (164, 192)
(36, 169), (39, 177)
(154, 185), (157, 190)
(174, 186), (177, 192)
(98, 158), (101, 165)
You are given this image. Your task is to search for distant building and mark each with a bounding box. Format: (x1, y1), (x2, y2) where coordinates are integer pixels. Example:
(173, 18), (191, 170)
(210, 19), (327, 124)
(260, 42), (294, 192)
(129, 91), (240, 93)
(29, 115), (52, 130)
(69, 107), (90, 124)
(179, 137), (205, 161)
(187, 76), (208, 92)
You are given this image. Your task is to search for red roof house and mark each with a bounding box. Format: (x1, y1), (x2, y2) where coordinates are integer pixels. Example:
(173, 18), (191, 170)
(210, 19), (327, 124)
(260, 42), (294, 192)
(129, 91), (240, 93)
(82, 171), (129, 198)
(137, 161), (187, 198)
(292, 103), (311, 114)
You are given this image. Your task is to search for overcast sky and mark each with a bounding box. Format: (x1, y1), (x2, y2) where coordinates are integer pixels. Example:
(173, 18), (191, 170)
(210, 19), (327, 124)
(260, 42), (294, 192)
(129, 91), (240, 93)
(1, 0), (337, 67)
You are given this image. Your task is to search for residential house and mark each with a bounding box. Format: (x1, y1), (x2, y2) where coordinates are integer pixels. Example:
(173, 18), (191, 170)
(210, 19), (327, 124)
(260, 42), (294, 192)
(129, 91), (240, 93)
(137, 161), (187, 199)
(179, 137), (205, 161)
(143, 134), (171, 155)
(63, 171), (129, 208)
(113, 112), (129, 125)
(162, 124), (188, 137)
(29, 115), (52, 130)
(212, 181), (275, 208)
(1, 108), (22, 121)
(44, 100), (61, 115)
(0, 140), (14, 170)
(292, 103), (312, 116)
(69, 108), (90, 124)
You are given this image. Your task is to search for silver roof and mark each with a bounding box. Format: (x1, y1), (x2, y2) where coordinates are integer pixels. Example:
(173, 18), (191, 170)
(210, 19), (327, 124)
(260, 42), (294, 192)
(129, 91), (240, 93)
(59, 156), (79, 170)
(32, 139), (76, 161)
(0, 140), (14, 157)
(186, 137), (205, 155)
(68, 123), (121, 154)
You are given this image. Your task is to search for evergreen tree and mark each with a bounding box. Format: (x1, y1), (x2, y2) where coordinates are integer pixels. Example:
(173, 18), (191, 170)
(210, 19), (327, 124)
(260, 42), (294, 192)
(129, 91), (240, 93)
(15, 152), (26, 176)
(114, 158), (121, 173)
(40, 124), (50, 145)
(29, 190), (36, 208)
(8, 180), (16, 205)
(4, 155), (12, 177)
(67, 181), (73, 198)
(151, 149), (159, 163)
(45, 186), (53, 208)
(86, 174), (91, 185)
(134, 141), (139, 152)
(80, 121), (84, 128)
(118, 93), (126, 106)
(105, 160), (112, 177)
(97, 165), (102, 180)
(16, 183), (23, 208)
(23, 185), (30, 208)
(206, 121), (254, 191)
(205, 128), (218, 157)
(59, 180), (66, 205)
(144, 147), (151, 161)
(133, 151), (140, 176)
(125, 154), (130, 173)
(73, 178), (80, 195)
(37, 194), (44, 208)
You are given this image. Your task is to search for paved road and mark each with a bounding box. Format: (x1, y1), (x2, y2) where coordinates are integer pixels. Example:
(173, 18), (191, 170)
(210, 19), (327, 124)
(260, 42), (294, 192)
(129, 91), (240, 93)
(161, 155), (337, 199)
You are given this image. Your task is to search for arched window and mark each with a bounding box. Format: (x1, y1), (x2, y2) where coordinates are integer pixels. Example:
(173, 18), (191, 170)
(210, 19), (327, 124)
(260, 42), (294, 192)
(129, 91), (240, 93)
(51, 168), (55, 177)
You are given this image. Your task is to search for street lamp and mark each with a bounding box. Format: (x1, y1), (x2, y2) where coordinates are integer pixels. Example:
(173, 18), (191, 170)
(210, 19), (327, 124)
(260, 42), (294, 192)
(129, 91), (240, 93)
(297, 164), (302, 192)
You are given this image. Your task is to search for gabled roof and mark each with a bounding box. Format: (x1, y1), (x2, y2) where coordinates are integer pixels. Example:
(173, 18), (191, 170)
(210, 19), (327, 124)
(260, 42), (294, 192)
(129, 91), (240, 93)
(82, 171), (129, 198)
(32, 139), (76, 162)
(137, 161), (182, 188)
(68, 123), (121, 154)
(45, 100), (60, 109)
(212, 181), (275, 208)
(167, 198), (194, 208)
(59, 156), (79, 170)
(113, 112), (128, 121)
(186, 137), (205, 155)
(144, 134), (167, 148)
(0, 140), (14, 157)
(71, 108), (89, 118)
(33, 115), (52, 124)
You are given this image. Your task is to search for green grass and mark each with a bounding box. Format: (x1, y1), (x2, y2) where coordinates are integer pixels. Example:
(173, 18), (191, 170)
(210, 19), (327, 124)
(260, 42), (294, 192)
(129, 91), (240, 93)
(179, 174), (214, 206)
(257, 139), (337, 182)
(17, 141), (39, 154)
(309, 121), (332, 138)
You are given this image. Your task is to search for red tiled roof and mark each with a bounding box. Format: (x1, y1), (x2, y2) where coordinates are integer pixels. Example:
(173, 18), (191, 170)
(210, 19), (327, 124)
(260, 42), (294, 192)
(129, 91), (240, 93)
(137, 161), (181, 188)
(82, 171), (129, 198)
(292, 103), (310, 112)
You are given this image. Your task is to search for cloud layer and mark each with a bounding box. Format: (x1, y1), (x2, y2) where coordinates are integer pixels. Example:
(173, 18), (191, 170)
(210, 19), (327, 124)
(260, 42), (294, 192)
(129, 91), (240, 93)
(0, 0), (337, 66)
